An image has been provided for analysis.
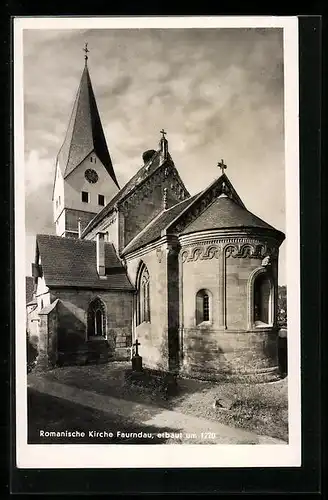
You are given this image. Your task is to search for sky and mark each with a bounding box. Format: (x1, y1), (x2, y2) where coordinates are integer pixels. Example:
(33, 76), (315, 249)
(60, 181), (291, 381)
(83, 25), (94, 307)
(23, 27), (286, 284)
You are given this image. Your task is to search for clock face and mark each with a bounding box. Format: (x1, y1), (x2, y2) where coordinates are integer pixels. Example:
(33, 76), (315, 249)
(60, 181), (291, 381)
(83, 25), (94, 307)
(85, 169), (98, 184)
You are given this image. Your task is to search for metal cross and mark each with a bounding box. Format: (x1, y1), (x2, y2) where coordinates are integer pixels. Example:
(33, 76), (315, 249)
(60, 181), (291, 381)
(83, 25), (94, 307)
(133, 338), (141, 356)
(218, 159), (227, 175)
(83, 42), (89, 62)
(160, 129), (167, 139)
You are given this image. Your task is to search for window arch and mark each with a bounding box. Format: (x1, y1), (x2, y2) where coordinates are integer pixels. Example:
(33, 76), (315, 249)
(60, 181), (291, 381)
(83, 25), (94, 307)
(87, 297), (107, 338)
(136, 263), (150, 325)
(196, 289), (212, 325)
(249, 269), (274, 327)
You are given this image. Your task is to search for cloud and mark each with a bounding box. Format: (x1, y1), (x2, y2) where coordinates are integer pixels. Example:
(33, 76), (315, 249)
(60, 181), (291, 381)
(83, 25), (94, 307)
(22, 27), (286, 283)
(25, 150), (54, 235)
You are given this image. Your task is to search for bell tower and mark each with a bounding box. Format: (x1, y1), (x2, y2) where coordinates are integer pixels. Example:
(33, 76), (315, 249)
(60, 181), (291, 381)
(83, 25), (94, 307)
(52, 44), (120, 238)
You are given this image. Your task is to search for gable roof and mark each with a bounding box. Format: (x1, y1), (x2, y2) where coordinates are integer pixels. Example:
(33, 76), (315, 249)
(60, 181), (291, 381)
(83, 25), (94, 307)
(56, 64), (119, 188)
(122, 194), (199, 255)
(81, 150), (190, 238)
(36, 234), (134, 291)
(122, 173), (285, 255)
(180, 195), (279, 234)
(39, 299), (60, 316)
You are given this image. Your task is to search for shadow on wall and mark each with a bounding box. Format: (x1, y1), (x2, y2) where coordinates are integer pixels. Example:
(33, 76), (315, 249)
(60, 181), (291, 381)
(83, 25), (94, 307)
(56, 303), (111, 367)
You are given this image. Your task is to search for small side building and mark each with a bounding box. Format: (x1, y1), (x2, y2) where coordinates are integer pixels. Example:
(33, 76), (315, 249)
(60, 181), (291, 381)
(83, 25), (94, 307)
(32, 235), (134, 368)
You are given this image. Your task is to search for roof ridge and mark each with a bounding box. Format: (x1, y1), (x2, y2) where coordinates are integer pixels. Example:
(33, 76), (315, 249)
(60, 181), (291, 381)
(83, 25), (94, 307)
(162, 189), (206, 235)
(163, 173), (247, 235)
(81, 150), (164, 237)
(65, 70), (86, 177)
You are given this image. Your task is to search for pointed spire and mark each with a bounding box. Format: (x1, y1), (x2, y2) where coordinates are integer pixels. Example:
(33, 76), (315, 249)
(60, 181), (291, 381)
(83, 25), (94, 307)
(57, 55), (120, 189)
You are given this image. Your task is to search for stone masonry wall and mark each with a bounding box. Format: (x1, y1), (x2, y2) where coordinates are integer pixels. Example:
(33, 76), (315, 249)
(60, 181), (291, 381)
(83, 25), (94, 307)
(180, 241), (279, 381)
(49, 288), (133, 365)
(121, 166), (188, 249)
(126, 245), (169, 371)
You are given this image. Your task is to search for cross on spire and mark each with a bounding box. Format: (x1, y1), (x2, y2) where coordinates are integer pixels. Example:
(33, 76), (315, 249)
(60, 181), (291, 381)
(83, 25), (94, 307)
(83, 42), (89, 63)
(160, 129), (167, 139)
(218, 159), (227, 175)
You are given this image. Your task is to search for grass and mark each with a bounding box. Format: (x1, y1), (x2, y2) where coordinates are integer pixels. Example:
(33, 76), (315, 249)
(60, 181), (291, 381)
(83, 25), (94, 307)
(173, 376), (288, 442)
(30, 362), (288, 442)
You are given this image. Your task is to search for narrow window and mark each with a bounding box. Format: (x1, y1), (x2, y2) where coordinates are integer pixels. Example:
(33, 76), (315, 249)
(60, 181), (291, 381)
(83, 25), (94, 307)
(253, 273), (273, 326)
(87, 297), (106, 338)
(95, 309), (103, 336)
(81, 191), (89, 203)
(203, 294), (210, 321)
(196, 289), (211, 325)
(98, 194), (105, 206)
(58, 195), (61, 205)
(90, 157), (93, 163)
(56, 200), (58, 209)
(137, 264), (150, 325)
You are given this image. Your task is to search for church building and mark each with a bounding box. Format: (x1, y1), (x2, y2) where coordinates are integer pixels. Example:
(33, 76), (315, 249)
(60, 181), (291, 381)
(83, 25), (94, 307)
(30, 51), (285, 382)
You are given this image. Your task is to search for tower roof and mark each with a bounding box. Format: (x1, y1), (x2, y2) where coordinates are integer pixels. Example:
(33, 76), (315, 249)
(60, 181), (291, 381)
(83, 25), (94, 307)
(57, 63), (119, 188)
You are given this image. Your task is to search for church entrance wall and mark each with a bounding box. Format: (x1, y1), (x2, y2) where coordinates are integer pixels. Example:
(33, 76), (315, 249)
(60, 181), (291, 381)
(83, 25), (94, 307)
(49, 289), (133, 366)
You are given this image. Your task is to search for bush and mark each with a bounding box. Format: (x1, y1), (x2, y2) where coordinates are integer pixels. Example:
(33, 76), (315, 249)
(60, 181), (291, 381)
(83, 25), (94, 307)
(26, 332), (38, 373)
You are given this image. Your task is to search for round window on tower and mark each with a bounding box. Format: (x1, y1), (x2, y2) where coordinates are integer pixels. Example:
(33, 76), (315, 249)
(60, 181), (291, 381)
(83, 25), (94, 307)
(85, 169), (99, 184)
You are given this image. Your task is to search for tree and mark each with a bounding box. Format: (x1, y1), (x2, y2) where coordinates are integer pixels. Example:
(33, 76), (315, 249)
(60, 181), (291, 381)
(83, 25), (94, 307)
(26, 331), (38, 373)
(277, 285), (287, 327)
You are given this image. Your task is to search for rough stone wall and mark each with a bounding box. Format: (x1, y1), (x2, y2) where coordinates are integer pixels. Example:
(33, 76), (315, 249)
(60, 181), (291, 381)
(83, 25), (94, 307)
(49, 288), (133, 365)
(120, 166), (188, 249)
(35, 306), (59, 370)
(126, 245), (169, 371)
(180, 241), (279, 380)
(225, 256), (262, 330)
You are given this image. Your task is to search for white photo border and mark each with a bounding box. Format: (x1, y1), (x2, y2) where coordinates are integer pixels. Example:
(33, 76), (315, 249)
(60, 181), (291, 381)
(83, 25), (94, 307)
(14, 15), (301, 469)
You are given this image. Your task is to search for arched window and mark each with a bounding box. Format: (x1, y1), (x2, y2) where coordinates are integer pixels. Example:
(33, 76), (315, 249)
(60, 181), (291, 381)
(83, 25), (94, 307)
(253, 272), (273, 326)
(87, 297), (106, 338)
(136, 263), (150, 325)
(196, 289), (212, 325)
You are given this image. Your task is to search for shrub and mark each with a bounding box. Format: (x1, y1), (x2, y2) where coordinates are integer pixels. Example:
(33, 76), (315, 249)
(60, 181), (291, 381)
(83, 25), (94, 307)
(26, 331), (38, 373)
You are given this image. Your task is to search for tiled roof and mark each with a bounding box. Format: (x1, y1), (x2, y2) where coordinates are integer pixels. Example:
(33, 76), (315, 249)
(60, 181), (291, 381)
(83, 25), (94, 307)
(122, 195), (199, 255)
(181, 195), (280, 234)
(36, 234), (134, 291)
(122, 189), (284, 255)
(82, 150), (165, 237)
(26, 276), (34, 304)
(57, 64), (119, 188)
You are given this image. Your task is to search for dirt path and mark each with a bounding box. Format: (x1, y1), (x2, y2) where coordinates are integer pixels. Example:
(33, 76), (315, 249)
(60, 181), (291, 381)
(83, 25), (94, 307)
(28, 374), (285, 445)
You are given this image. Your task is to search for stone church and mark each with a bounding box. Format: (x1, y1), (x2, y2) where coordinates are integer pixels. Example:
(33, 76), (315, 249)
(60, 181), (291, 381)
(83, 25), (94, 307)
(29, 54), (285, 382)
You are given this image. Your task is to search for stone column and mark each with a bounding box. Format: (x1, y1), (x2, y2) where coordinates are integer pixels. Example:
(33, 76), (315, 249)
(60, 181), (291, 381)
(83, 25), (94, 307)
(218, 244), (226, 329)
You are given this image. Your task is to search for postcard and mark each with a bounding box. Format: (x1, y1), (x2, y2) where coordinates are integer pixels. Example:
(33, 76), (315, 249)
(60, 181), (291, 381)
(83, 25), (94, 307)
(14, 15), (301, 468)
